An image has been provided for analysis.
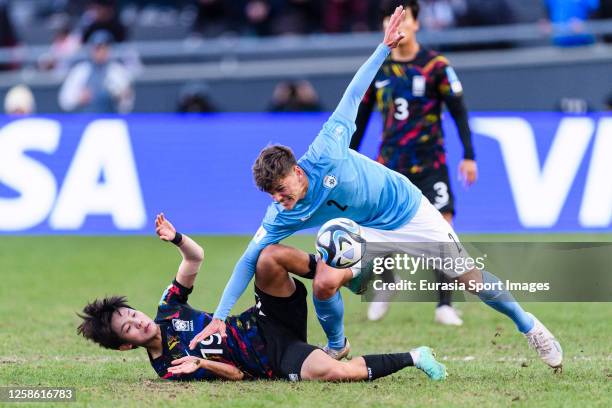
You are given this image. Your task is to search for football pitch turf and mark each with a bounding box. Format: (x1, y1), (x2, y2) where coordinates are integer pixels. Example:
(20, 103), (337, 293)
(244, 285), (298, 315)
(1, 234), (610, 407)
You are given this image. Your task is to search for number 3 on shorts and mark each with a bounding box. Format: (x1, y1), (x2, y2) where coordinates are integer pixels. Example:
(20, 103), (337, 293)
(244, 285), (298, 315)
(433, 181), (449, 209)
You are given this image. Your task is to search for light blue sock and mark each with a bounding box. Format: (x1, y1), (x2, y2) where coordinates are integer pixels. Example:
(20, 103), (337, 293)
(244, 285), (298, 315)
(477, 271), (534, 333)
(313, 291), (346, 350)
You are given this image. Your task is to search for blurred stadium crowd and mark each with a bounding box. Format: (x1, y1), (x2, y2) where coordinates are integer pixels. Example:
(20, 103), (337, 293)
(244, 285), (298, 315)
(1, 0), (611, 114)
(2, 1), (610, 46)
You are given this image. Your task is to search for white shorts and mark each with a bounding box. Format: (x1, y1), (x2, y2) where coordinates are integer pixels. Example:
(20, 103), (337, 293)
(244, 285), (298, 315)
(351, 196), (469, 280)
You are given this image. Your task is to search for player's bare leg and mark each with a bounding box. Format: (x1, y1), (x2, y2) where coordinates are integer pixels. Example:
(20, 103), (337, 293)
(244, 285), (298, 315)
(300, 347), (446, 381)
(313, 261), (354, 359)
(255, 244), (311, 297)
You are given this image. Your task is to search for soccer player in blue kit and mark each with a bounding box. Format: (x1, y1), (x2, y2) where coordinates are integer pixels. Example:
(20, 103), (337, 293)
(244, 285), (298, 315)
(192, 6), (563, 370)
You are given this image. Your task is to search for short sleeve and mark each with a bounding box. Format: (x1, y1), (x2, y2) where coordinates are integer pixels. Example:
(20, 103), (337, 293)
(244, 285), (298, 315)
(435, 57), (464, 98)
(159, 279), (193, 307)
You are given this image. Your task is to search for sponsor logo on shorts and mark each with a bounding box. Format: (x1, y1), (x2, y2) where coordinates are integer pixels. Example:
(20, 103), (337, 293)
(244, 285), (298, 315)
(171, 319), (193, 332)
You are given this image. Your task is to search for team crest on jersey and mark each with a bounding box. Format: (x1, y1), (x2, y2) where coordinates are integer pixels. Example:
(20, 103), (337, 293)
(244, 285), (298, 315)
(172, 319), (193, 332)
(412, 75), (426, 96)
(334, 125), (346, 139)
(323, 175), (337, 189)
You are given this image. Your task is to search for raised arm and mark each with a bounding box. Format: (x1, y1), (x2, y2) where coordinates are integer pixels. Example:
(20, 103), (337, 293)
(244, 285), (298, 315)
(155, 213), (204, 289)
(332, 6), (406, 124)
(350, 85), (376, 151)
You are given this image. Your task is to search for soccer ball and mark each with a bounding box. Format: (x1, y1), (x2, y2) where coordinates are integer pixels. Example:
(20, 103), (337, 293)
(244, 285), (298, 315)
(316, 218), (366, 269)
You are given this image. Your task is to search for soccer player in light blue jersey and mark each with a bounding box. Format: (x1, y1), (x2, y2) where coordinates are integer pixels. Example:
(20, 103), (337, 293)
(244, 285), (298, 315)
(191, 5), (563, 371)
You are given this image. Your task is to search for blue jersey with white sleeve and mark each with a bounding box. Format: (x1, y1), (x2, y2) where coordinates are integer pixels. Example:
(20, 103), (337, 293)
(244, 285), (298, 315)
(213, 44), (423, 320)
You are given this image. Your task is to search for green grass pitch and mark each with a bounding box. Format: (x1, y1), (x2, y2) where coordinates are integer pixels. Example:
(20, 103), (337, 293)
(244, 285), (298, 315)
(1, 234), (610, 407)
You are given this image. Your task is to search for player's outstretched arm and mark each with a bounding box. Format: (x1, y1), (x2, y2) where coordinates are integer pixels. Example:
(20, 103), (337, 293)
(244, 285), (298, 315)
(155, 213), (204, 289)
(333, 6), (405, 124)
(168, 357), (244, 381)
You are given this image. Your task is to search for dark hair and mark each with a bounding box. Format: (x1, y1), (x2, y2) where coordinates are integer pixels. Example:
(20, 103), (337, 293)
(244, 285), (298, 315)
(252, 145), (297, 193)
(381, 0), (420, 21)
(77, 296), (132, 350)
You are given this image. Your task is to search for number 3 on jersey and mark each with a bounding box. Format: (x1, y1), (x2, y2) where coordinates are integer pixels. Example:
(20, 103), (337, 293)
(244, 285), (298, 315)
(394, 97), (409, 120)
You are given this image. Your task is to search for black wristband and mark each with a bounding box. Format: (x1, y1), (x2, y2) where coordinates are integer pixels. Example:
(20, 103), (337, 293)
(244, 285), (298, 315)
(171, 232), (183, 246)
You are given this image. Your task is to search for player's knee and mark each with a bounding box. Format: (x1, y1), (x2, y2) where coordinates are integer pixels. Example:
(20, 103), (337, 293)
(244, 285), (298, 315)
(313, 271), (340, 300)
(256, 245), (284, 278)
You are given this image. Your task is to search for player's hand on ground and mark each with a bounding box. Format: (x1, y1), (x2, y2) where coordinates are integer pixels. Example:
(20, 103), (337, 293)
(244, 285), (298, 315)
(189, 318), (227, 350)
(459, 159), (478, 187)
(383, 6), (406, 49)
(155, 213), (177, 241)
(167, 356), (202, 375)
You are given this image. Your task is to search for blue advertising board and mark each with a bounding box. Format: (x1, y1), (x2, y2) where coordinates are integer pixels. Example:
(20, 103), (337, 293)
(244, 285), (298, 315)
(0, 113), (610, 234)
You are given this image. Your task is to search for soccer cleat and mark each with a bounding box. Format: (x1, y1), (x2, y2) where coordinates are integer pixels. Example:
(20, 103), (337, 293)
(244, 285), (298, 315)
(323, 338), (351, 360)
(434, 305), (463, 326)
(411, 346), (447, 381)
(524, 313), (563, 370)
(367, 302), (391, 321)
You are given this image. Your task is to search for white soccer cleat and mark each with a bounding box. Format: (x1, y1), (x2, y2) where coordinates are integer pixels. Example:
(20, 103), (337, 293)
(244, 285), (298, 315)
(367, 301), (391, 321)
(434, 305), (463, 326)
(524, 313), (563, 370)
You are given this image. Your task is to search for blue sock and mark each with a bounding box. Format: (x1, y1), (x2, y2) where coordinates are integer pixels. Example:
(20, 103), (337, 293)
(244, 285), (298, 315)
(313, 291), (345, 350)
(477, 271), (534, 333)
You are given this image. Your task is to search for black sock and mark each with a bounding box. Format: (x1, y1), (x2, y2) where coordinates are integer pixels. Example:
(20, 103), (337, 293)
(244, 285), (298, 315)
(436, 269), (452, 307)
(301, 254), (317, 280)
(362, 352), (414, 381)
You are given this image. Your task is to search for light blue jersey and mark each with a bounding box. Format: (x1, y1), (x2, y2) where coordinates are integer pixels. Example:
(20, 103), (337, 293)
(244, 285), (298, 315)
(213, 44), (423, 320)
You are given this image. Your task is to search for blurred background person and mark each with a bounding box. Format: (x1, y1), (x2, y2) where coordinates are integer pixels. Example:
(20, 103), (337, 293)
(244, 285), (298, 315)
(604, 93), (612, 111)
(0, 0), (19, 71)
(38, 18), (82, 75)
(268, 80), (323, 112)
(243, 0), (277, 36)
(176, 82), (218, 113)
(3, 84), (36, 115)
(80, 0), (128, 44)
(323, 0), (370, 33)
(272, 0), (323, 35)
(58, 30), (134, 113)
(191, 0), (241, 38)
(419, 0), (466, 31)
(544, 0), (600, 46)
(598, 0), (612, 42)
